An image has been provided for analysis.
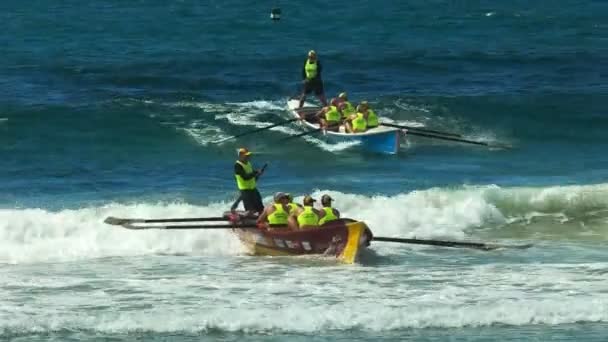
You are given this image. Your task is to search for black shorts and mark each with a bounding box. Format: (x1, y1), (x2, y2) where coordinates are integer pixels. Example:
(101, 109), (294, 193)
(240, 189), (264, 213)
(303, 78), (324, 95)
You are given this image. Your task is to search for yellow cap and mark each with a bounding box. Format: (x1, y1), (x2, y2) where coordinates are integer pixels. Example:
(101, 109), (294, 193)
(238, 147), (252, 156)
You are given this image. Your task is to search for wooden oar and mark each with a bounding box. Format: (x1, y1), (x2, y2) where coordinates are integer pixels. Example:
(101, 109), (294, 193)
(380, 122), (462, 138)
(372, 236), (533, 250)
(116, 223), (256, 230)
(104, 216), (229, 226)
(405, 131), (512, 149)
(214, 118), (300, 143)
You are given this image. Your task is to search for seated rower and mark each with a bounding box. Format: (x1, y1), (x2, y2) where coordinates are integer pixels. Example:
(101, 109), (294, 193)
(316, 98), (343, 132)
(288, 195), (321, 230)
(337, 92), (356, 118)
(256, 192), (290, 230)
(345, 104), (368, 133)
(285, 193), (302, 214)
(318, 194), (340, 225)
(359, 101), (379, 129)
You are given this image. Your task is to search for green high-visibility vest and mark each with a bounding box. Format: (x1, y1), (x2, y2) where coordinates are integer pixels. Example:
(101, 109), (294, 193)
(367, 109), (379, 128)
(268, 203), (288, 226)
(297, 206), (319, 228)
(352, 112), (367, 132)
(318, 207), (338, 225)
(234, 161), (256, 190)
(304, 60), (317, 80)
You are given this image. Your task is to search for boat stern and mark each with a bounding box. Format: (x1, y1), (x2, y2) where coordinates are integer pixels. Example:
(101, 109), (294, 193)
(337, 221), (372, 264)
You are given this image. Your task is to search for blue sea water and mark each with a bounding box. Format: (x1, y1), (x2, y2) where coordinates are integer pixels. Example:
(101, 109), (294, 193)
(2, 1), (608, 341)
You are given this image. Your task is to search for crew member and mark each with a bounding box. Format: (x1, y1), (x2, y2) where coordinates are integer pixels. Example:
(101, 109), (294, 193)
(285, 193), (302, 214)
(316, 98), (343, 132)
(288, 195), (320, 230)
(360, 101), (379, 128)
(318, 194), (340, 225)
(256, 192), (290, 229)
(234, 147), (264, 214)
(345, 104), (368, 133)
(337, 92), (356, 117)
(299, 50), (328, 108)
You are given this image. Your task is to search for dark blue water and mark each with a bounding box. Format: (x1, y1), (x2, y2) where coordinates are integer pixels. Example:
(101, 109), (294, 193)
(2, 1), (608, 341)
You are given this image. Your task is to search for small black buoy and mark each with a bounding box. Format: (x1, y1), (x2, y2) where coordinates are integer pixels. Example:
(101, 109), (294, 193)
(270, 7), (281, 20)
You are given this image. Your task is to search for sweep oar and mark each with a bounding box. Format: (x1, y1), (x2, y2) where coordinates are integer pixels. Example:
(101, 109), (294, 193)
(380, 122), (462, 138)
(104, 216), (229, 226)
(214, 118), (301, 143)
(404, 131), (512, 149)
(372, 236), (532, 251)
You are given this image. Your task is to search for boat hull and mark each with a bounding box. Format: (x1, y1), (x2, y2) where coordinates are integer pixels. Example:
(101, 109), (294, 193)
(287, 99), (401, 154)
(227, 216), (373, 264)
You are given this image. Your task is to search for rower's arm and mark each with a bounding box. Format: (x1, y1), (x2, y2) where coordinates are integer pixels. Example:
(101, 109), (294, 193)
(288, 215), (298, 230)
(256, 207), (270, 224)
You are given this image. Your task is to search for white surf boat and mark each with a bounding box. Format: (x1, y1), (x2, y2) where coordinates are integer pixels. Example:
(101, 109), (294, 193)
(287, 99), (402, 154)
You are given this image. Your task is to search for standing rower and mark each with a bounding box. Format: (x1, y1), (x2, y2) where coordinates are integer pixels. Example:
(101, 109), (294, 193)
(233, 147), (265, 215)
(299, 50), (328, 108)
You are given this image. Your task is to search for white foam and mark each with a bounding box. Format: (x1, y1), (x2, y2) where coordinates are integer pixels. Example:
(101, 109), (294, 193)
(2, 263), (608, 333)
(3, 183), (608, 265)
(3, 184), (608, 333)
(226, 100), (285, 111)
(393, 98), (431, 113)
(0, 202), (244, 265)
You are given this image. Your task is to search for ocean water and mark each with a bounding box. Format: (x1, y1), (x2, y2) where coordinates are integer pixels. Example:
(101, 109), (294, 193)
(2, 0), (608, 340)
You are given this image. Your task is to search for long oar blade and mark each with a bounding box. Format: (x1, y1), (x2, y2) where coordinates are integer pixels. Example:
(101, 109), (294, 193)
(406, 131), (512, 149)
(381, 122), (462, 138)
(215, 118), (300, 143)
(372, 236), (532, 251)
(104, 216), (228, 225)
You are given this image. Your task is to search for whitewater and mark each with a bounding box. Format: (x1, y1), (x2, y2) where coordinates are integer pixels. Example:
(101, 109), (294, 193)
(3, 184), (608, 338)
(4, 183), (608, 264)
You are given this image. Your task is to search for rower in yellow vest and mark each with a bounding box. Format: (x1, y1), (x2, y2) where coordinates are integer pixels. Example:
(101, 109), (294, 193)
(360, 101), (379, 128)
(318, 194), (341, 225)
(285, 193), (302, 214)
(346, 105), (368, 133)
(233, 147), (264, 214)
(256, 192), (290, 229)
(298, 50), (327, 108)
(288, 195), (321, 230)
(337, 92), (356, 118)
(316, 98), (343, 132)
